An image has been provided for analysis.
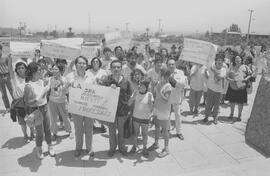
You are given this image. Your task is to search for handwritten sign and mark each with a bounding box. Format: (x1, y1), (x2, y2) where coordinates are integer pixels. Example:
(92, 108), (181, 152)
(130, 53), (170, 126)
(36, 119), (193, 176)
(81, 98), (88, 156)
(149, 38), (161, 50)
(179, 38), (217, 67)
(105, 31), (133, 50)
(10, 42), (40, 58)
(68, 83), (120, 123)
(81, 45), (100, 61)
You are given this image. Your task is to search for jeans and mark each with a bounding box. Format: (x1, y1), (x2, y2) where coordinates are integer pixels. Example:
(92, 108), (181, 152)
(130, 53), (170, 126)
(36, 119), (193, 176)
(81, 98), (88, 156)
(133, 121), (148, 148)
(205, 89), (221, 118)
(108, 116), (127, 151)
(48, 101), (71, 134)
(30, 105), (52, 147)
(0, 73), (13, 109)
(72, 114), (93, 151)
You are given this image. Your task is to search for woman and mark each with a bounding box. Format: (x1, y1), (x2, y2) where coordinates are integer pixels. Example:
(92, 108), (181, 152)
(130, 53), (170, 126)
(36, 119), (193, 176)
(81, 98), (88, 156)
(89, 57), (108, 133)
(8, 55), (34, 141)
(66, 56), (95, 158)
(24, 62), (54, 159)
(48, 64), (73, 141)
(226, 55), (251, 121)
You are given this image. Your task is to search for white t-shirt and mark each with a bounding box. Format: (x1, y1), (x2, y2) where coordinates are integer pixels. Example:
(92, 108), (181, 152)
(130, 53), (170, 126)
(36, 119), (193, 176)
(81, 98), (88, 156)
(207, 65), (227, 93)
(11, 74), (25, 100)
(89, 68), (108, 85)
(122, 64), (146, 81)
(133, 92), (154, 120)
(170, 69), (186, 104)
(65, 70), (95, 88)
(190, 65), (207, 91)
(101, 57), (117, 74)
(49, 76), (67, 103)
(27, 80), (48, 107)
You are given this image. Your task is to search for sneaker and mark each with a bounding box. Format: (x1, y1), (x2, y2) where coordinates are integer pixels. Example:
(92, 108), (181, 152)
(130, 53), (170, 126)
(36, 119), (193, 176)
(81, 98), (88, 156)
(86, 149), (95, 157)
(237, 117), (242, 122)
(29, 133), (35, 141)
(203, 117), (208, 123)
(59, 122), (64, 129)
(142, 148), (149, 158)
(158, 149), (169, 158)
(107, 150), (116, 157)
(176, 133), (184, 140)
(129, 146), (137, 155)
(74, 150), (82, 157)
(213, 118), (218, 125)
(228, 114), (233, 120)
(48, 145), (56, 157)
(193, 109), (199, 114)
(36, 147), (44, 160)
(23, 135), (29, 142)
(148, 143), (159, 151)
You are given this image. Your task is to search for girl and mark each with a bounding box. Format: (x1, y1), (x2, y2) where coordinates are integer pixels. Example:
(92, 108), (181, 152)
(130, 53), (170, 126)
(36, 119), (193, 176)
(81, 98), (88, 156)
(149, 68), (172, 158)
(48, 64), (73, 141)
(128, 80), (154, 158)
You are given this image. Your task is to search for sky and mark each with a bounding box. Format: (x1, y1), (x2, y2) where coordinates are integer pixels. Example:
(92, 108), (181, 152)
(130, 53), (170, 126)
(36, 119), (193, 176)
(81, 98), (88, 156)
(1, 0), (270, 34)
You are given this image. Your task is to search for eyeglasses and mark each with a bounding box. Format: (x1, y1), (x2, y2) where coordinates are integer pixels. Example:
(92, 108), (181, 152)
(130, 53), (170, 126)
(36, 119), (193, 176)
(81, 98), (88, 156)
(112, 66), (121, 69)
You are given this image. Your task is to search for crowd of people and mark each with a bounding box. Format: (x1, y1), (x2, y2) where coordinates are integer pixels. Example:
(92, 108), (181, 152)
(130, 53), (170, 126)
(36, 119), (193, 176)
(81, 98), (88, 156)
(0, 41), (266, 160)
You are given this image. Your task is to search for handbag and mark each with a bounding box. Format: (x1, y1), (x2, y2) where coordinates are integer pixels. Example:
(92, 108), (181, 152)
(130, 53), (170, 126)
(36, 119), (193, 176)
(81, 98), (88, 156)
(25, 108), (43, 128)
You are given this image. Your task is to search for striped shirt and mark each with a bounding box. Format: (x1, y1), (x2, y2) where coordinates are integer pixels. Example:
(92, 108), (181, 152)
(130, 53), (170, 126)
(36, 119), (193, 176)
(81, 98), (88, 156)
(0, 57), (9, 74)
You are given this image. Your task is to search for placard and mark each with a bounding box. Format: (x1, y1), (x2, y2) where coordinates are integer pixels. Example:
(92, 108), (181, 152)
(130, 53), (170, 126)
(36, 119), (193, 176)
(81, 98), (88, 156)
(68, 83), (120, 123)
(179, 38), (217, 67)
(149, 38), (161, 50)
(10, 41), (40, 58)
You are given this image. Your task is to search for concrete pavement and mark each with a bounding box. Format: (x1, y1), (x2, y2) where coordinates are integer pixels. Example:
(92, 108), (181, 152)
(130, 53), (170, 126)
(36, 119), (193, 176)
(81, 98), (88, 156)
(0, 75), (269, 176)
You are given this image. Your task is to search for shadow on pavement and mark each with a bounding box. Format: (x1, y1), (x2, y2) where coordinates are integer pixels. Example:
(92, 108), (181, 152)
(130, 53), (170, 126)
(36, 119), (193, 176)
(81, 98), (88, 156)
(17, 149), (41, 172)
(218, 116), (236, 124)
(55, 150), (107, 168)
(1, 137), (29, 149)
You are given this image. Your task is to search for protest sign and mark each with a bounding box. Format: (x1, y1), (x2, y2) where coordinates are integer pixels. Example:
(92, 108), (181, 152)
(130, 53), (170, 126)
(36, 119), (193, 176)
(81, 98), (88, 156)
(179, 38), (217, 67)
(149, 38), (161, 50)
(105, 31), (133, 50)
(10, 41), (40, 58)
(80, 45), (100, 62)
(68, 83), (120, 123)
(41, 38), (83, 60)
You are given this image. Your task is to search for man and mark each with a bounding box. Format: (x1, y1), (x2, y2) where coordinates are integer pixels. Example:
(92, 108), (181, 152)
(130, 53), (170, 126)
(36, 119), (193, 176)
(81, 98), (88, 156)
(101, 47), (117, 74)
(0, 44), (13, 113)
(122, 51), (146, 84)
(167, 58), (186, 140)
(105, 60), (132, 157)
(114, 46), (125, 63)
(203, 52), (227, 124)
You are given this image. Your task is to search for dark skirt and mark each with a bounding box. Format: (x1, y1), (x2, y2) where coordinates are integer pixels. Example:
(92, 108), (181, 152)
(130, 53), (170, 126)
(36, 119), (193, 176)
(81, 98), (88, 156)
(225, 85), (247, 104)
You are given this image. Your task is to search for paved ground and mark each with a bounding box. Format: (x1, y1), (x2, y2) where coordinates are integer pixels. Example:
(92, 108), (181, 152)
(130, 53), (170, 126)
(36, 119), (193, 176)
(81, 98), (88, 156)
(0, 75), (269, 176)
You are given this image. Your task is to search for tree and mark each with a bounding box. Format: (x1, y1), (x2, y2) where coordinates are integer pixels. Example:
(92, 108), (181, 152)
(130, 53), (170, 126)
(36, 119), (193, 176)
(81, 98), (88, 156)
(229, 24), (241, 33)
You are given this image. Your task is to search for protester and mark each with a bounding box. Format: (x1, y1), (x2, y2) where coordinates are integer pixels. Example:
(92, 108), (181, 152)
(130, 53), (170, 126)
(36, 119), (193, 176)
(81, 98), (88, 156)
(226, 55), (251, 121)
(128, 80), (153, 158)
(24, 62), (55, 159)
(8, 55), (35, 141)
(114, 46), (125, 62)
(203, 52), (227, 124)
(149, 68), (172, 158)
(101, 47), (117, 73)
(167, 58), (186, 140)
(66, 56), (95, 157)
(89, 57), (108, 133)
(48, 64), (73, 141)
(104, 60), (132, 157)
(161, 48), (169, 63)
(189, 63), (207, 115)
(122, 51), (146, 87)
(0, 44), (13, 113)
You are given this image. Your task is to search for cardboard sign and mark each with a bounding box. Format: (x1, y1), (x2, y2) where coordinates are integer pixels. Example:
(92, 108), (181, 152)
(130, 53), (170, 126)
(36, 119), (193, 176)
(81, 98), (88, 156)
(105, 31), (133, 50)
(149, 38), (161, 50)
(68, 83), (120, 123)
(179, 38), (217, 67)
(80, 45), (100, 61)
(10, 42), (40, 58)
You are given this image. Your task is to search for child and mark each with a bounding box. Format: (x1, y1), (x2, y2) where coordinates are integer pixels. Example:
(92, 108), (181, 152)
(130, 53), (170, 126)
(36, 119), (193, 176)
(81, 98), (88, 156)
(149, 68), (172, 158)
(48, 64), (73, 141)
(128, 80), (154, 158)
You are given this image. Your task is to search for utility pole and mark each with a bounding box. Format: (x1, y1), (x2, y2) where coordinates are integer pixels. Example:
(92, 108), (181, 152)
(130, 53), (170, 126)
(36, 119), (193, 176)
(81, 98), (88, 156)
(247, 9), (254, 45)
(88, 12), (91, 35)
(158, 19), (162, 34)
(125, 22), (129, 31)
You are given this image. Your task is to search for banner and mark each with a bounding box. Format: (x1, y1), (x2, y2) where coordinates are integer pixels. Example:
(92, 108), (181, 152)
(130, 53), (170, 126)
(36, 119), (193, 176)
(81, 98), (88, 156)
(80, 45), (100, 61)
(179, 38), (217, 67)
(10, 42), (40, 58)
(149, 38), (161, 50)
(40, 38), (83, 60)
(105, 31), (133, 50)
(68, 83), (120, 123)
